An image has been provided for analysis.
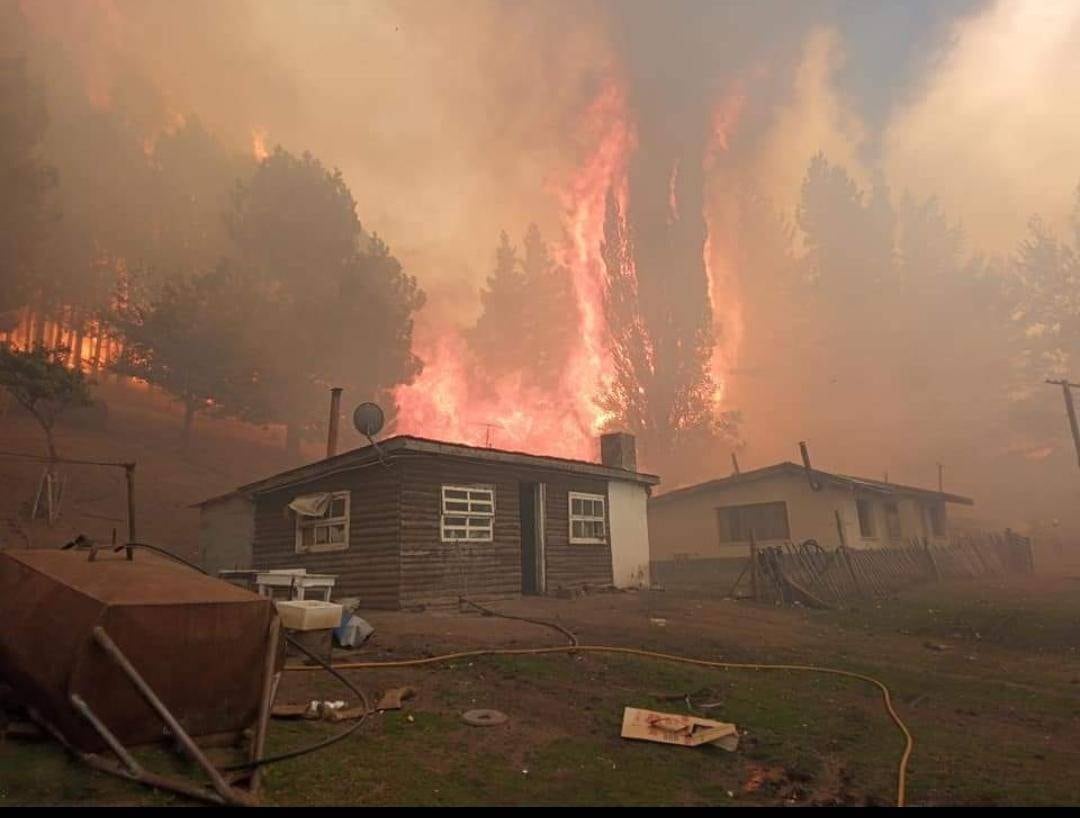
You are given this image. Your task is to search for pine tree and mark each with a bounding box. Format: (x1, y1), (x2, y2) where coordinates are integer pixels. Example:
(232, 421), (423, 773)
(468, 231), (527, 375)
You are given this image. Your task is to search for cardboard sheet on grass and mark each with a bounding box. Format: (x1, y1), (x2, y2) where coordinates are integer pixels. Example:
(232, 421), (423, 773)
(621, 707), (738, 750)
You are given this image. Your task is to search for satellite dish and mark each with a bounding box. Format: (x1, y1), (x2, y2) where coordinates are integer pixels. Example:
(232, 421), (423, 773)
(353, 402), (385, 438)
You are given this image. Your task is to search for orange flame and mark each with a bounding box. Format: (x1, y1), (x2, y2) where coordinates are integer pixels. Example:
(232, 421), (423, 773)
(702, 86), (747, 410)
(392, 81), (633, 458)
(251, 128), (270, 162)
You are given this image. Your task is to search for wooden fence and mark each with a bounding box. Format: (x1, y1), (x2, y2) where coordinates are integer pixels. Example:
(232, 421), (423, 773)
(737, 531), (1034, 609)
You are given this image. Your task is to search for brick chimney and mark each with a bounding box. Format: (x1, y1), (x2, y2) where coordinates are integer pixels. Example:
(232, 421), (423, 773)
(600, 432), (637, 471)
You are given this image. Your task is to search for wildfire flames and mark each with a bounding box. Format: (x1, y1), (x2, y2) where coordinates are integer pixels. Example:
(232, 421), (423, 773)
(392, 84), (633, 459)
(392, 81), (743, 460)
(251, 128), (270, 162)
(16, 0), (746, 465)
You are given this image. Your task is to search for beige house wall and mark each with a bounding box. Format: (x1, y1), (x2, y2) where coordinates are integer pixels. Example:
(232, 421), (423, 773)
(648, 473), (952, 561)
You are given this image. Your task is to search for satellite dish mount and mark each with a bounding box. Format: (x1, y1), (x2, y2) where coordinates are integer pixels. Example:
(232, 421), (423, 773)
(353, 402), (388, 466)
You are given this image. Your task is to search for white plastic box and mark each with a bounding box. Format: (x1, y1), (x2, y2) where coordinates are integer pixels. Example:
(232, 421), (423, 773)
(274, 600), (343, 631)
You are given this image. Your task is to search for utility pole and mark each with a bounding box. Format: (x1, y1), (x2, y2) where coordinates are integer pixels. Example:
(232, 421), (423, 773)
(937, 462), (943, 493)
(1046, 379), (1080, 469)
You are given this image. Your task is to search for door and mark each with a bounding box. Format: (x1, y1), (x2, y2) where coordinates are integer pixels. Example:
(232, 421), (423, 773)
(519, 482), (546, 594)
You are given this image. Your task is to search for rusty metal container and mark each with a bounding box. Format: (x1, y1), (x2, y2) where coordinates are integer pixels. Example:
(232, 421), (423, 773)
(0, 549), (274, 752)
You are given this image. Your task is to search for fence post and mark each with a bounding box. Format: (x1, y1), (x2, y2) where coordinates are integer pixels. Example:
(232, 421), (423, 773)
(923, 537), (941, 581)
(749, 528), (759, 602)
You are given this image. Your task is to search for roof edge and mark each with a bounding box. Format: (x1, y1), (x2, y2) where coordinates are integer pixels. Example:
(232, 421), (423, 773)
(196, 434), (659, 505)
(650, 461), (973, 506)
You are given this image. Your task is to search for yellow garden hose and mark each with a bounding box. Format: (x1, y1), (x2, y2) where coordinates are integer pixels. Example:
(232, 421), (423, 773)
(286, 642), (913, 806)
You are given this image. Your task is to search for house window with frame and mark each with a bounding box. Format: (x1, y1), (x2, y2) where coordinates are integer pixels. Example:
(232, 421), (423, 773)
(294, 491), (350, 553)
(856, 498), (876, 538)
(440, 485), (495, 542)
(569, 491), (606, 544)
(716, 501), (789, 543)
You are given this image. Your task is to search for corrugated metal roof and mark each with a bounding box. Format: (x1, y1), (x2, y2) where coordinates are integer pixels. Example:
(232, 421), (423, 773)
(650, 461), (974, 506)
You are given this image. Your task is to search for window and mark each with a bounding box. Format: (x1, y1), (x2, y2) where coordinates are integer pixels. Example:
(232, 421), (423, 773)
(569, 492), (606, 544)
(441, 485), (495, 542)
(884, 502), (902, 540)
(856, 498), (876, 538)
(295, 491), (350, 553)
(716, 501), (789, 543)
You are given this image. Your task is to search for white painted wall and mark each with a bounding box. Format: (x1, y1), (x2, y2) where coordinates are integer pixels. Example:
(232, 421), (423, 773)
(649, 472), (955, 562)
(608, 480), (651, 588)
(199, 493), (255, 576)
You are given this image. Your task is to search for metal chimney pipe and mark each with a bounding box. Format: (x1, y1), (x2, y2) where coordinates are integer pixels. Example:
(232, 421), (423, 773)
(326, 387), (343, 458)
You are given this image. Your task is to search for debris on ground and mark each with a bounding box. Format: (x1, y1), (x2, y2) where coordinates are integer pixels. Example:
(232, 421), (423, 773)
(271, 699), (368, 722)
(334, 613), (375, 648)
(620, 707), (738, 750)
(652, 686), (722, 713)
(649, 617), (668, 627)
(923, 641), (951, 651)
(462, 709), (508, 726)
(375, 686), (416, 712)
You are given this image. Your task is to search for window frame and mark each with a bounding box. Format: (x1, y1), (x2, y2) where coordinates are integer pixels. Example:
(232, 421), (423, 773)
(568, 491), (607, 545)
(294, 490), (351, 554)
(716, 501), (790, 543)
(440, 484), (496, 543)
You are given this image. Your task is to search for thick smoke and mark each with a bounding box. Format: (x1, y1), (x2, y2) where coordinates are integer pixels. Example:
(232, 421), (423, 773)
(7, 0), (1080, 540)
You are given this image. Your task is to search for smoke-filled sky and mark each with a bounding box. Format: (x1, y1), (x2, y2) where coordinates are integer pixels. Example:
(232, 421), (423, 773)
(14, 0), (1080, 280)
(9, 0), (1080, 529)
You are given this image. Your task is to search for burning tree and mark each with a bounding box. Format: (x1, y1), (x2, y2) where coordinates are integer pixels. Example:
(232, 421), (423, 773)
(599, 188), (738, 478)
(468, 224), (576, 390)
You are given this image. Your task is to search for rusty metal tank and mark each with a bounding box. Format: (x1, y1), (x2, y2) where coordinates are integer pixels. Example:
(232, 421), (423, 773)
(0, 549), (274, 752)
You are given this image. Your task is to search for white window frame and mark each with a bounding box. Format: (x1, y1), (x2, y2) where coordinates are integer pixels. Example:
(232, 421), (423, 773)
(440, 484), (495, 543)
(569, 491), (606, 544)
(294, 491), (350, 554)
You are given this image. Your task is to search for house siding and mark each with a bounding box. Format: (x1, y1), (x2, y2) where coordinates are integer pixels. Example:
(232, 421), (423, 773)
(396, 454), (614, 607)
(243, 451), (631, 610)
(199, 494), (255, 576)
(251, 462), (402, 609)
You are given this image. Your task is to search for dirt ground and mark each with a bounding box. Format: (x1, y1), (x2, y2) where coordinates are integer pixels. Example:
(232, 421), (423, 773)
(3, 576), (1077, 806)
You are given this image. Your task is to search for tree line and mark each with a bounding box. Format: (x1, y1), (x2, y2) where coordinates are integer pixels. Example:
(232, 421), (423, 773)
(1, 57), (423, 457)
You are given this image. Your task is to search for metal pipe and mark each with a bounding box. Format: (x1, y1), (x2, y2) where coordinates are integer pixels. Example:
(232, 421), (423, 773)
(326, 387), (343, 458)
(124, 464), (136, 561)
(91, 626), (252, 807)
(249, 616), (282, 796)
(70, 694), (143, 775)
(29, 705), (227, 807)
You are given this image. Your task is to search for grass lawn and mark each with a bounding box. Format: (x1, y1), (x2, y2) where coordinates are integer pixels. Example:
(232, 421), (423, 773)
(2, 577), (1078, 806)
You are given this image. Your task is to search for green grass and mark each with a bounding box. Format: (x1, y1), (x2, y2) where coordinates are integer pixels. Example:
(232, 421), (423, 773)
(2, 579), (1078, 806)
(823, 579), (1080, 653)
